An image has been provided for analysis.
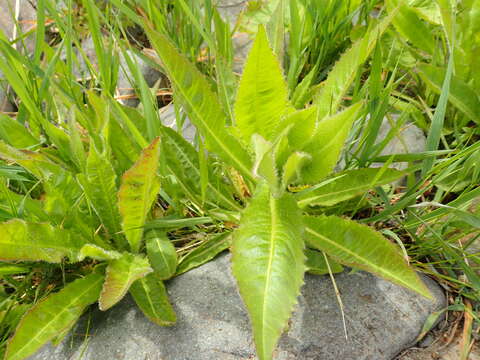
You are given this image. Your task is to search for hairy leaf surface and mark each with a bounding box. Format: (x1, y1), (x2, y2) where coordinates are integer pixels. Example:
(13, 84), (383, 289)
(296, 168), (404, 207)
(145, 27), (253, 181)
(99, 253), (153, 311)
(0, 219), (85, 262)
(235, 27), (288, 142)
(4, 273), (104, 360)
(232, 182), (305, 360)
(118, 138), (161, 253)
(304, 215), (432, 298)
(301, 102), (363, 184)
(130, 273), (176, 326)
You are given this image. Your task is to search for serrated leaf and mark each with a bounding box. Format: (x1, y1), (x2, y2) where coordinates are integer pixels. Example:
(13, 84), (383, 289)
(234, 26), (288, 142)
(301, 102), (363, 184)
(252, 134), (279, 191)
(231, 182), (305, 360)
(129, 273), (176, 326)
(296, 168), (405, 207)
(386, 0), (436, 54)
(4, 273), (104, 360)
(305, 249), (344, 276)
(161, 125), (240, 211)
(418, 64), (480, 124)
(78, 244), (122, 261)
(0, 219), (85, 263)
(78, 144), (125, 248)
(145, 27), (253, 181)
(304, 215), (432, 298)
(99, 253), (153, 311)
(176, 232), (232, 275)
(281, 106), (317, 150)
(145, 230), (177, 280)
(118, 138), (161, 253)
(316, 12), (397, 119)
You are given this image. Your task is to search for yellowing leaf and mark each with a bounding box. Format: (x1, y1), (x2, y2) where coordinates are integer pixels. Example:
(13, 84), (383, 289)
(0, 219), (85, 263)
(235, 26), (288, 142)
(99, 253), (153, 311)
(4, 273), (104, 360)
(232, 182), (305, 360)
(118, 137), (161, 253)
(304, 215), (432, 299)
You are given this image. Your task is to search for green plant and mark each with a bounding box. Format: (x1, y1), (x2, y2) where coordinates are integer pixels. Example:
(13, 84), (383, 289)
(143, 16), (434, 359)
(0, 1), (456, 359)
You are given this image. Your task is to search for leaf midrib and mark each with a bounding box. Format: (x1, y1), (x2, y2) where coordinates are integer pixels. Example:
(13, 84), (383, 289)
(165, 60), (253, 181)
(305, 226), (413, 290)
(9, 276), (102, 360)
(260, 195), (278, 356)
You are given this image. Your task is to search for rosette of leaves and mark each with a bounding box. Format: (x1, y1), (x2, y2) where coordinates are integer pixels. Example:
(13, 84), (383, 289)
(0, 131), (181, 360)
(143, 21), (433, 360)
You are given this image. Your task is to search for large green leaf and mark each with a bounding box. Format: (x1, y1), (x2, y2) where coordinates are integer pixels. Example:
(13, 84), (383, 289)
(304, 215), (432, 298)
(418, 64), (480, 124)
(234, 26), (288, 142)
(145, 230), (178, 280)
(118, 138), (161, 253)
(99, 253), (153, 311)
(145, 27), (253, 181)
(296, 168), (405, 207)
(129, 273), (176, 326)
(176, 232), (232, 275)
(77, 143), (125, 248)
(316, 11), (397, 119)
(301, 102), (363, 184)
(231, 182), (305, 360)
(4, 273), (104, 360)
(0, 115), (38, 149)
(386, 0), (436, 54)
(0, 219), (85, 263)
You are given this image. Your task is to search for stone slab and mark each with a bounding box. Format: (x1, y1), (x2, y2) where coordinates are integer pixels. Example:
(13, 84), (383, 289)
(29, 253), (445, 360)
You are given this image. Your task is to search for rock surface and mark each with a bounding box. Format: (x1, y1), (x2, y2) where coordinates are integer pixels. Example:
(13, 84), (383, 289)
(29, 253), (445, 360)
(376, 116), (427, 171)
(0, 0), (37, 53)
(159, 103), (196, 144)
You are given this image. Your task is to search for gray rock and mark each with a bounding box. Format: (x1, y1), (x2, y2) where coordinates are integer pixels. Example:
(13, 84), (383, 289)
(67, 38), (165, 107)
(29, 253), (445, 360)
(116, 50), (165, 107)
(376, 116), (427, 171)
(0, 0), (37, 53)
(159, 103), (196, 144)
